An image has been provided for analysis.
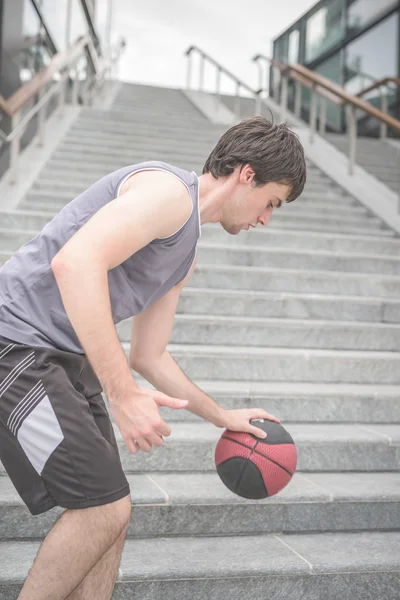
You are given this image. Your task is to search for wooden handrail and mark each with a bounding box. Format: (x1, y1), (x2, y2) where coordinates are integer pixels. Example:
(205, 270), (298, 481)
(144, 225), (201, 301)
(356, 76), (400, 98)
(287, 71), (344, 106)
(0, 35), (91, 118)
(291, 64), (400, 133)
(254, 54), (400, 133)
(254, 55), (343, 105)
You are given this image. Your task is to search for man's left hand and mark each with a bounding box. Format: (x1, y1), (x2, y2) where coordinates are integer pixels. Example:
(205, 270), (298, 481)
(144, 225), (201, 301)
(216, 408), (280, 440)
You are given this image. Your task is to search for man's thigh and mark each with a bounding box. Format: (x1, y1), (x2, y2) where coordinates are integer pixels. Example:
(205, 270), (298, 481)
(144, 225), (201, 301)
(0, 335), (130, 516)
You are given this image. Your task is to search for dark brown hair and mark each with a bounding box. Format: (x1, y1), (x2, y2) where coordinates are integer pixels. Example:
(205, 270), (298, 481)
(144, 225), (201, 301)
(202, 116), (306, 202)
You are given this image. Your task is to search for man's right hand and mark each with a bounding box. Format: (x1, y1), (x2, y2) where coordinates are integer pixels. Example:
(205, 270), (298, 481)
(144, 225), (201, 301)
(109, 386), (188, 454)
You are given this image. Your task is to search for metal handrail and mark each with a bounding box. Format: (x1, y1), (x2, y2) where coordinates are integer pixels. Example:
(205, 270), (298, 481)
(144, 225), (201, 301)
(185, 45), (264, 119)
(253, 53), (400, 212)
(1, 35), (125, 184)
(252, 54), (400, 175)
(0, 35), (91, 117)
(356, 77), (400, 97)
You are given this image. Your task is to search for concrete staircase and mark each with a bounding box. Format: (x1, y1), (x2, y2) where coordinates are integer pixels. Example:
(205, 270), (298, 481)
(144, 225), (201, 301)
(0, 83), (400, 599)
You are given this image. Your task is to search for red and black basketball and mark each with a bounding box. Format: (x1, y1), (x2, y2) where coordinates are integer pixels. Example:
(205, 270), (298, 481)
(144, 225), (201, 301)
(215, 418), (297, 499)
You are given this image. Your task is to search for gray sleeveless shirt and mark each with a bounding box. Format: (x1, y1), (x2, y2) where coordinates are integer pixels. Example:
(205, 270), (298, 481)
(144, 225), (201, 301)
(0, 161), (201, 354)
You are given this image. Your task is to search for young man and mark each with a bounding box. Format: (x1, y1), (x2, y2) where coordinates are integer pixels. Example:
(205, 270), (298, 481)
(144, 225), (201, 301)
(0, 116), (306, 599)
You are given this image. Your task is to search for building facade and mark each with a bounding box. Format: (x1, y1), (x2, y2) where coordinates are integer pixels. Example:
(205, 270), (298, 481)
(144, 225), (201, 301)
(0, 0), (113, 174)
(272, 0), (400, 135)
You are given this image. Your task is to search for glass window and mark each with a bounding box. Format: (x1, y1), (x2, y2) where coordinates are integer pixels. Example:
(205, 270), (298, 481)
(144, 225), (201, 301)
(69, 0), (89, 45)
(345, 13), (399, 114)
(288, 30), (300, 64)
(95, 0), (112, 52)
(36, 0), (69, 51)
(315, 52), (343, 130)
(275, 35), (288, 63)
(22, 0), (41, 39)
(347, 0), (398, 35)
(345, 13), (398, 89)
(305, 0), (345, 62)
(20, 0), (53, 82)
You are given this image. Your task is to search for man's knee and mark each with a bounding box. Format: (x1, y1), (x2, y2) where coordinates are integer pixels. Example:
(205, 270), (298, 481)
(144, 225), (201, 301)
(108, 493), (132, 533)
(67, 493), (132, 540)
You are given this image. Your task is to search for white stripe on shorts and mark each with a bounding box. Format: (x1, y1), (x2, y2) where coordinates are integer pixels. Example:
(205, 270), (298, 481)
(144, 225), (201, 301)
(8, 380), (47, 435)
(0, 352), (35, 398)
(0, 344), (17, 361)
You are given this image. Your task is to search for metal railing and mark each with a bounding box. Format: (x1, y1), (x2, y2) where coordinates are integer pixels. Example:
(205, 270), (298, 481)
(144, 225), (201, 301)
(252, 54), (400, 167)
(185, 45), (265, 120)
(253, 53), (400, 211)
(0, 35), (125, 184)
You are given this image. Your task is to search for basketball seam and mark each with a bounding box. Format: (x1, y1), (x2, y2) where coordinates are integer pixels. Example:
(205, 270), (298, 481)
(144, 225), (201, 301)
(222, 435), (295, 477)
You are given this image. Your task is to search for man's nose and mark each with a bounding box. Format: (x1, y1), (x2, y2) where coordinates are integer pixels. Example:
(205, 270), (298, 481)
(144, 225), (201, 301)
(259, 211), (272, 226)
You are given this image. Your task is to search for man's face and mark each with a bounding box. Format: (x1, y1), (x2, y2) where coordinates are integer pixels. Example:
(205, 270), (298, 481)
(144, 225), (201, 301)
(221, 172), (291, 236)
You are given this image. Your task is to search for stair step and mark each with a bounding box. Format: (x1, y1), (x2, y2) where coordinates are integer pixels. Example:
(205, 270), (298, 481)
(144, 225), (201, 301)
(61, 134), (218, 154)
(107, 421), (400, 472)
(129, 379), (400, 423)
(129, 343), (400, 384)
(0, 472), (399, 539)
(21, 193), (384, 230)
(1, 531), (399, 600)
(190, 263), (400, 297)
(1, 209), (394, 237)
(7, 234), (399, 275)
(199, 226), (400, 254)
(2, 226), (399, 259)
(117, 314), (400, 350)
(72, 115), (219, 136)
(36, 162), (332, 184)
(30, 180), (360, 211)
(177, 287), (400, 322)
(195, 243), (400, 275)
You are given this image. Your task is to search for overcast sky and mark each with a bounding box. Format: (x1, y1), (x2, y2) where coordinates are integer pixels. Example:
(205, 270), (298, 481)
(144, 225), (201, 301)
(111, 0), (316, 92)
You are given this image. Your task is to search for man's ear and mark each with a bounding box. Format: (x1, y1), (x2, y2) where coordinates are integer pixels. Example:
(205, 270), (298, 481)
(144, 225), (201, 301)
(240, 164), (255, 183)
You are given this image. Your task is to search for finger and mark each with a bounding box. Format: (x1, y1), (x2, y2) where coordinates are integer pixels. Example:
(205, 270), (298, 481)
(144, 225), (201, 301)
(251, 411), (280, 424)
(135, 436), (152, 453)
(147, 430), (164, 448)
(156, 419), (172, 438)
(124, 434), (138, 454)
(250, 427), (268, 439)
(153, 392), (188, 410)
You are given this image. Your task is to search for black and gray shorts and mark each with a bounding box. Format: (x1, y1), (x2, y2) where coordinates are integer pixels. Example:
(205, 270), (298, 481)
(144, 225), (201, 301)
(0, 334), (130, 515)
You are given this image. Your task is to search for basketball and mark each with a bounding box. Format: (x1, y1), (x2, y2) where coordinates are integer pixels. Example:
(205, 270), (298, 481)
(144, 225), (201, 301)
(214, 419), (297, 499)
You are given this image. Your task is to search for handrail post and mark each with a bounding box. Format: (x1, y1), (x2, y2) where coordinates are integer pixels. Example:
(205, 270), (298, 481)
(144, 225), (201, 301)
(9, 112), (21, 184)
(71, 65), (79, 104)
(347, 104), (357, 176)
(255, 90), (261, 115)
(186, 50), (192, 90)
(380, 88), (388, 139)
(398, 147), (400, 214)
(319, 97), (327, 135)
(199, 53), (205, 91)
(37, 88), (46, 147)
(273, 66), (280, 103)
(280, 75), (288, 123)
(215, 66), (221, 108)
(234, 81), (240, 120)
(256, 59), (263, 93)
(58, 75), (67, 117)
(295, 80), (302, 119)
(309, 84), (317, 143)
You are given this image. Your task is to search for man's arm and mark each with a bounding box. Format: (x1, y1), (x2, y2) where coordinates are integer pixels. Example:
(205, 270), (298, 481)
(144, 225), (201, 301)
(51, 170), (192, 403)
(130, 255), (227, 428)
